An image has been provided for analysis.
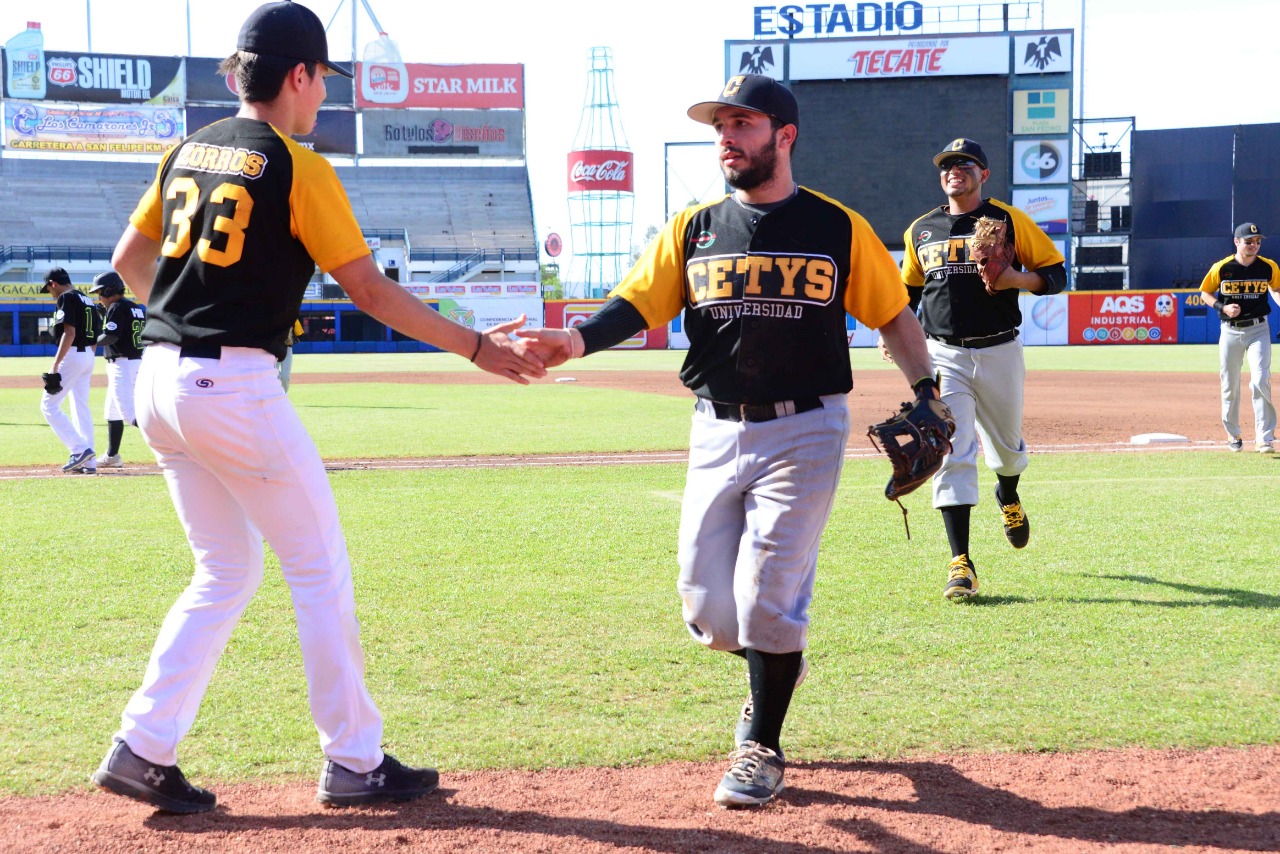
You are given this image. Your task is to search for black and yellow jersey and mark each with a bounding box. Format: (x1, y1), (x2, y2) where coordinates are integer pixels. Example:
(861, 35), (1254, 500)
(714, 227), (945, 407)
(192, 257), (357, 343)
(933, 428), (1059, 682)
(901, 198), (1066, 339)
(1200, 255), (1280, 322)
(130, 118), (370, 360)
(612, 187), (906, 405)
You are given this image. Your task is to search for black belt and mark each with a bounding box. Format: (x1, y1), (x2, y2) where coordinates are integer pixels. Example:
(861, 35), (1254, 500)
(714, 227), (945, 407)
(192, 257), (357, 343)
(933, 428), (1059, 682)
(179, 345), (222, 359)
(106, 355), (141, 363)
(704, 397), (823, 423)
(1226, 316), (1266, 329)
(928, 329), (1018, 349)
(73, 344), (91, 351)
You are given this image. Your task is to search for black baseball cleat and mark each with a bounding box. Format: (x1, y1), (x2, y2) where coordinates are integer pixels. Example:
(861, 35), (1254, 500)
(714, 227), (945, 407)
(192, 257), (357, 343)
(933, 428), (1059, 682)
(943, 554), (978, 600)
(91, 739), (216, 814)
(996, 486), (1030, 549)
(316, 753), (439, 806)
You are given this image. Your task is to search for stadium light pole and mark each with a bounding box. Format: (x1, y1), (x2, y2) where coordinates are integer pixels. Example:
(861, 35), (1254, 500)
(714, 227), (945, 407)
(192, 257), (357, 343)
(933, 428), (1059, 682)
(85, 0), (91, 51)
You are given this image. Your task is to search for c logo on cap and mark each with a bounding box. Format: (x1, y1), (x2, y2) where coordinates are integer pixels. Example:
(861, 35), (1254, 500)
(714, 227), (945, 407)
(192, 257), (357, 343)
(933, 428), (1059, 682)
(950, 139), (965, 151)
(724, 76), (745, 97)
(1249, 225), (1259, 235)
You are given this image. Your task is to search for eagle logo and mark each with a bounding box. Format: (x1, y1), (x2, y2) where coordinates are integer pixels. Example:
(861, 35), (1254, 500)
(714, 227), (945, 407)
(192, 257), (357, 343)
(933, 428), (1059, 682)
(1024, 36), (1063, 71)
(739, 46), (775, 75)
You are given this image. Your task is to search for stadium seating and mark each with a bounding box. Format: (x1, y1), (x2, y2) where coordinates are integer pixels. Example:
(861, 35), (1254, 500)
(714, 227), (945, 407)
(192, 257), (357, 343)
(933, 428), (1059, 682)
(0, 158), (534, 256)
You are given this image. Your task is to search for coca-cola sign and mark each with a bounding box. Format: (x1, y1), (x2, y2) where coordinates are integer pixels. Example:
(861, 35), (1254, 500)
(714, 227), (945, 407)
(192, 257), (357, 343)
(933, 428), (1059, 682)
(567, 149), (633, 192)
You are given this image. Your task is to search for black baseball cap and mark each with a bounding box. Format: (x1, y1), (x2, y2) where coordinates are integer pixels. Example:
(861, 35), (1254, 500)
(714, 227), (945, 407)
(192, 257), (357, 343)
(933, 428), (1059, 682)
(687, 74), (799, 130)
(89, 271), (126, 296)
(237, 1), (353, 79)
(1235, 222), (1265, 240)
(934, 138), (989, 170)
(42, 267), (71, 292)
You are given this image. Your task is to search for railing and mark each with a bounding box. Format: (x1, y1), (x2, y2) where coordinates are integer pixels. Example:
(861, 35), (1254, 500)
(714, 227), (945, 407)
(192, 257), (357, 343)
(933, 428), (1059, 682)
(361, 228), (410, 244)
(420, 249), (540, 283)
(0, 245), (117, 264)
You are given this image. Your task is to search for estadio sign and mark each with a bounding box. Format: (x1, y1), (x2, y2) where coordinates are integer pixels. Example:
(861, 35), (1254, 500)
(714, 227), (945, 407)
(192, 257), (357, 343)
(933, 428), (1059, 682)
(567, 150), (633, 192)
(753, 2), (925, 37)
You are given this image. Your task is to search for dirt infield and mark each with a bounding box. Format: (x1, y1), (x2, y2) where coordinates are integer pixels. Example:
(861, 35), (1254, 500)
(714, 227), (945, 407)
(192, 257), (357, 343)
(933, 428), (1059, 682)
(5, 369), (1275, 851)
(2, 747), (1276, 852)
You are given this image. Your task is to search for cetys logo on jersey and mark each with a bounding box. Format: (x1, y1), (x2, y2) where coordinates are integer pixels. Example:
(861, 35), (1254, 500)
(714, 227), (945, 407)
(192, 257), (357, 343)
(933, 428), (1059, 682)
(686, 252), (837, 320)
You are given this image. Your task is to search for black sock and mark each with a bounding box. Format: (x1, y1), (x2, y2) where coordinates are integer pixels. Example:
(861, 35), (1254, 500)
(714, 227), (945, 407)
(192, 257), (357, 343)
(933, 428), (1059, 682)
(107, 420), (124, 456)
(742, 649), (802, 755)
(996, 474), (1021, 506)
(941, 505), (971, 557)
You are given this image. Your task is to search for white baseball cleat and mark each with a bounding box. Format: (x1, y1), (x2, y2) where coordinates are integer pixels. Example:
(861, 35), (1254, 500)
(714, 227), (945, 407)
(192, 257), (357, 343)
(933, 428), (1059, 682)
(97, 454), (124, 468)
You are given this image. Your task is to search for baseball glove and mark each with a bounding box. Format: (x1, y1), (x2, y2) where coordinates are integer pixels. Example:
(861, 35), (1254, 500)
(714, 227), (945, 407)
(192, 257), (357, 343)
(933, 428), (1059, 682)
(41, 372), (62, 395)
(968, 216), (1013, 288)
(867, 394), (955, 538)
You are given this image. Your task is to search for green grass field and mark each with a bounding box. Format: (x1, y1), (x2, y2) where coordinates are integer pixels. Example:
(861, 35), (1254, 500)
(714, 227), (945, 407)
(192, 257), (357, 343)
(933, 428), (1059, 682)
(1, 346), (1275, 797)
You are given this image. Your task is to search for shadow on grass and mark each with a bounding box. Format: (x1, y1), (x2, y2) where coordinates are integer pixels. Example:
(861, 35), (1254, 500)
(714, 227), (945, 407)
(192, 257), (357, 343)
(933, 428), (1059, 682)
(1086, 574), (1280, 609)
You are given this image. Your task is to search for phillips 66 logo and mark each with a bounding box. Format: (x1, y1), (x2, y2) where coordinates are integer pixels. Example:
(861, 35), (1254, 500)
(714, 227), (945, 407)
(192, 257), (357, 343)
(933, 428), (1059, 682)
(1015, 140), (1065, 183)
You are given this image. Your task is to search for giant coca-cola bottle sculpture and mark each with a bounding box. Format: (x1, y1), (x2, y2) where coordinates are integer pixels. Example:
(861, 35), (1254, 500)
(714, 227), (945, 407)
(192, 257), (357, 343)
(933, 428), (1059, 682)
(565, 47), (634, 297)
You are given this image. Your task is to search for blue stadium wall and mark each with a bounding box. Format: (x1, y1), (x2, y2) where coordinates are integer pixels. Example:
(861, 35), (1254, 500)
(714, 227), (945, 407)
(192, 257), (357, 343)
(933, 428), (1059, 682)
(1131, 123), (1280, 291)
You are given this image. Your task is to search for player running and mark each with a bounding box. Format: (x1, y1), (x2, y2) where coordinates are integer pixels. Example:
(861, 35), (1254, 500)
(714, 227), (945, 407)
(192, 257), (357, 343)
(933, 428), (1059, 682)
(521, 74), (939, 808)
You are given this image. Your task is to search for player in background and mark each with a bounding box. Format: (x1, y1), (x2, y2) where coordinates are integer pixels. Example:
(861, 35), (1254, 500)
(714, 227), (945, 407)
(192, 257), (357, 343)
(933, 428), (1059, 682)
(895, 138), (1066, 600)
(91, 1), (545, 815)
(90, 270), (145, 468)
(521, 75), (937, 809)
(40, 267), (99, 474)
(1199, 222), (1280, 453)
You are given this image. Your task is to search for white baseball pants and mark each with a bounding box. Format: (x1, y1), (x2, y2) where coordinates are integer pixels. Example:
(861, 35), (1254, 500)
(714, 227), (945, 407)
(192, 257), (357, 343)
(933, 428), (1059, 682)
(676, 394), (849, 655)
(1218, 322), (1275, 446)
(929, 337), (1029, 508)
(116, 343), (384, 773)
(40, 347), (95, 455)
(103, 357), (140, 423)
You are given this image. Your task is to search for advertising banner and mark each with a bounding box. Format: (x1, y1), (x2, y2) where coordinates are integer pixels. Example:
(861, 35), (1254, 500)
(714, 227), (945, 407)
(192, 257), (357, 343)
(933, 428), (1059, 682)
(429, 296), (544, 332)
(1018, 292), (1069, 345)
(1013, 32), (1072, 74)
(361, 108), (524, 157)
(355, 63), (524, 109)
(1068, 291), (1179, 344)
(567, 150), (633, 192)
(1013, 89), (1070, 135)
(1012, 139), (1068, 185)
(36, 52), (184, 105)
(186, 105), (356, 155)
(185, 56), (353, 106)
(1011, 187), (1069, 235)
(6, 101), (183, 153)
(789, 34), (1009, 81)
(545, 300), (668, 350)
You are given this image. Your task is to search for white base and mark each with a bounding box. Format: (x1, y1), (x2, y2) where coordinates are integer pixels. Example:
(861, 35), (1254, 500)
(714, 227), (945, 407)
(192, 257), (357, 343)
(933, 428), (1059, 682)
(1130, 432), (1190, 445)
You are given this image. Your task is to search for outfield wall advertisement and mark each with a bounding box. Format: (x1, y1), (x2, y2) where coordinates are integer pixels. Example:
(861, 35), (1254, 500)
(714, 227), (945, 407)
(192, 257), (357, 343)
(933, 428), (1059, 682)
(4, 100), (183, 153)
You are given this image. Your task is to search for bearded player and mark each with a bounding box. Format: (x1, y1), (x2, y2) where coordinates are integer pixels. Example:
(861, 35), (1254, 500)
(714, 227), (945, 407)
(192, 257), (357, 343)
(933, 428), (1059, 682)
(521, 75), (939, 808)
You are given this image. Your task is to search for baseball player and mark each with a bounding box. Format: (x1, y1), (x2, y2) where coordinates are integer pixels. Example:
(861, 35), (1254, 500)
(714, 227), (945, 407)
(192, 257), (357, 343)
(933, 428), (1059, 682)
(521, 74), (937, 808)
(897, 138), (1066, 600)
(90, 271), (145, 468)
(40, 267), (100, 474)
(91, 0), (545, 815)
(1199, 222), (1280, 453)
